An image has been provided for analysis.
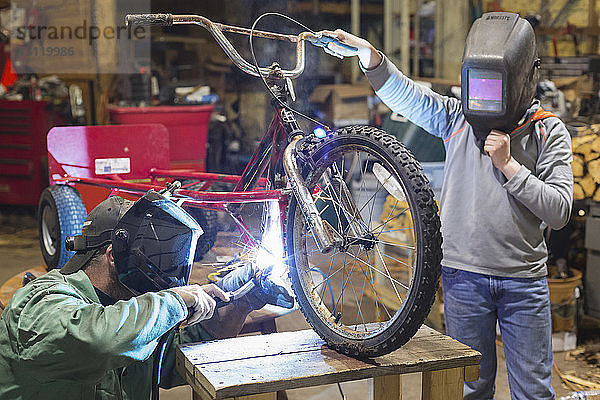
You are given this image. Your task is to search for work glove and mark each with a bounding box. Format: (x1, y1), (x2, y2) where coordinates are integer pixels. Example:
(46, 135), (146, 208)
(316, 29), (379, 68)
(169, 284), (229, 325)
(217, 263), (294, 310)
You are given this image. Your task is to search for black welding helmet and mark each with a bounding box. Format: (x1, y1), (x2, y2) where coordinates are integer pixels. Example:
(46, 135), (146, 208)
(111, 190), (202, 294)
(461, 12), (540, 146)
(64, 190), (202, 294)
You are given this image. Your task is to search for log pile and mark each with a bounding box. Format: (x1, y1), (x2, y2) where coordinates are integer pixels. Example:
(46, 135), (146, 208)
(572, 124), (600, 201)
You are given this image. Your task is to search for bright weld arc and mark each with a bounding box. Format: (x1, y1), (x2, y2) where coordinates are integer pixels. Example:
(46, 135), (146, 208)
(253, 200), (287, 285)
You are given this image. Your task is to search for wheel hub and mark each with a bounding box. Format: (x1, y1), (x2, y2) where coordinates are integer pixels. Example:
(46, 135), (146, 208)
(345, 230), (377, 251)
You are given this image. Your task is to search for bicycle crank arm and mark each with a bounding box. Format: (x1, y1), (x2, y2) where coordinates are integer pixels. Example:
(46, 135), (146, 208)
(283, 137), (341, 253)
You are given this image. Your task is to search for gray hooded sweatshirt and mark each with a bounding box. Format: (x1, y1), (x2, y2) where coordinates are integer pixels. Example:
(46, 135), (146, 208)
(364, 55), (573, 278)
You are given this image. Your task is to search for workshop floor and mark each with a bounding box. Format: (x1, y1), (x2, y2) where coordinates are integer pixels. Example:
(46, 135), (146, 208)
(0, 206), (598, 400)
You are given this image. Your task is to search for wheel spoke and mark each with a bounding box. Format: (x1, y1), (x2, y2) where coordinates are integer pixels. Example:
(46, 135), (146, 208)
(319, 172), (344, 236)
(357, 169), (393, 215)
(378, 227), (414, 233)
(380, 251), (415, 271)
(367, 173), (381, 232)
(373, 243), (406, 303)
(329, 167), (363, 236)
(314, 178), (367, 240)
(346, 236), (416, 251)
(318, 251), (336, 305)
(353, 261), (369, 332)
(345, 250), (409, 292)
(371, 206), (410, 236)
(358, 253), (393, 320)
(332, 245), (360, 318)
(310, 259), (345, 293)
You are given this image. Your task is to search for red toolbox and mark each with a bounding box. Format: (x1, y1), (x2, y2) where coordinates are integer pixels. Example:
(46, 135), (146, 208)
(109, 105), (214, 171)
(0, 100), (63, 206)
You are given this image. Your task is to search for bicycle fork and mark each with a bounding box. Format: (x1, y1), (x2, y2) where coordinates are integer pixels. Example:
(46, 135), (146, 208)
(283, 135), (374, 254)
(283, 137), (334, 253)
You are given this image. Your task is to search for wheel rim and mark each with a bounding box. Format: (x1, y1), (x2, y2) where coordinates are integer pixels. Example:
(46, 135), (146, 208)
(293, 143), (420, 340)
(41, 205), (58, 256)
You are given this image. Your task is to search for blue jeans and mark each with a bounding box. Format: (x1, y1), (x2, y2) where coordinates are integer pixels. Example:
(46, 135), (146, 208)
(442, 267), (554, 400)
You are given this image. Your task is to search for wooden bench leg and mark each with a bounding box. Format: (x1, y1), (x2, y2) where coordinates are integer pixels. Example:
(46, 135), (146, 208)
(373, 374), (402, 400)
(422, 367), (464, 400)
(464, 365), (479, 382)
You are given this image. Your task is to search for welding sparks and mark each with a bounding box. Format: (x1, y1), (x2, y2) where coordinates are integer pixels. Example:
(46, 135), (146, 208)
(254, 200), (287, 284)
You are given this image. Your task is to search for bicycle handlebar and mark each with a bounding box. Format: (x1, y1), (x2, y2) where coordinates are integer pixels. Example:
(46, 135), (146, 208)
(126, 13), (173, 27)
(125, 13), (355, 79)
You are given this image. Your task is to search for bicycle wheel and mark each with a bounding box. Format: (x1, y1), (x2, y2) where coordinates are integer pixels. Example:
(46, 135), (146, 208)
(186, 208), (219, 261)
(286, 125), (442, 357)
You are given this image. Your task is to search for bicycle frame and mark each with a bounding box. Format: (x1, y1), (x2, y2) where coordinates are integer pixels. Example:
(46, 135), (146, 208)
(51, 13), (340, 252)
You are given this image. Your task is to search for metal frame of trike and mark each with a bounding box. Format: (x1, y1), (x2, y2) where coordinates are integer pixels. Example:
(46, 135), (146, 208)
(55, 107), (294, 248)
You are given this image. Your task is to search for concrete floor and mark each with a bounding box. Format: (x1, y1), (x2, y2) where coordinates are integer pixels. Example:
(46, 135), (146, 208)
(0, 206), (596, 399)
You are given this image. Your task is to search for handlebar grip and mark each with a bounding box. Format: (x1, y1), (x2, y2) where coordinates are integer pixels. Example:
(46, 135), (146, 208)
(125, 13), (173, 27)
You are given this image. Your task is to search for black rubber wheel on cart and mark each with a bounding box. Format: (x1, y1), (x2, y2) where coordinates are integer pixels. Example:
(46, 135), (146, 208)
(286, 125), (442, 357)
(38, 185), (87, 270)
(187, 208), (219, 261)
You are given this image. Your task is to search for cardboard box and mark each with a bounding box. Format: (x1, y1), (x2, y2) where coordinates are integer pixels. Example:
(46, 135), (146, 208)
(310, 84), (373, 126)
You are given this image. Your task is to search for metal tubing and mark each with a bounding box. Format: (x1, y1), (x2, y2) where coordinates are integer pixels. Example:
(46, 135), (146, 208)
(351, 0), (360, 83)
(401, 0), (410, 73)
(176, 188), (285, 203)
(233, 114), (278, 192)
(414, 0), (422, 77)
(283, 137), (333, 253)
(149, 169), (268, 187)
(55, 177), (285, 203)
(170, 15), (318, 78)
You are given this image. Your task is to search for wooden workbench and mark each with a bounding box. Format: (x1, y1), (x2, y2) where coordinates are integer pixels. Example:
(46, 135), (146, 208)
(176, 325), (481, 400)
(0, 266), (46, 309)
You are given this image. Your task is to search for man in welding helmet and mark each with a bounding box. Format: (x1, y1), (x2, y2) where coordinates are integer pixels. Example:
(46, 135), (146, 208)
(0, 189), (292, 399)
(323, 12), (572, 400)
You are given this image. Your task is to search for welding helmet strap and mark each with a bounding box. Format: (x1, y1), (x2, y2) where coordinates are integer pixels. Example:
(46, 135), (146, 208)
(68, 229), (113, 252)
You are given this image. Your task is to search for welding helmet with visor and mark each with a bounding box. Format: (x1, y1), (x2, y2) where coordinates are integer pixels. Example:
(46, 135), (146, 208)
(111, 190), (202, 294)
(64, 190), (202, 294)
(461, 12), (540, 147)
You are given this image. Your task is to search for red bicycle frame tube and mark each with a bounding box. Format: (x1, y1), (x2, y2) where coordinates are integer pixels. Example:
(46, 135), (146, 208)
(149, 169), (268, 189)
(55, 176), (285, 207)
(234, 110), (286, 192)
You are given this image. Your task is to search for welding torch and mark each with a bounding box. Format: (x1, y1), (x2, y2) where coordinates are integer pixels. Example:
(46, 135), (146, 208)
(214, 279), (256, 308)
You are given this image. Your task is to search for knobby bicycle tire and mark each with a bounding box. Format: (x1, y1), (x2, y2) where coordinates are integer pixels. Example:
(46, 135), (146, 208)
(286, 125), (442, 357)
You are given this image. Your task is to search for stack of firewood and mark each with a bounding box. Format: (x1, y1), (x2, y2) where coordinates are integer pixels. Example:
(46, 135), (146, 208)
(572, 125), (600, 201)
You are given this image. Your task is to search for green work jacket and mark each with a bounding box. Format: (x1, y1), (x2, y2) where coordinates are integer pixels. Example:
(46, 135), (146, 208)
(0, 269), (212, 399)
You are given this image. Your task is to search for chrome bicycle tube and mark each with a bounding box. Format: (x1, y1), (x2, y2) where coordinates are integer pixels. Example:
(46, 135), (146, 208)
(170, 15), (315, 78)
(283, 137), (339, 253)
